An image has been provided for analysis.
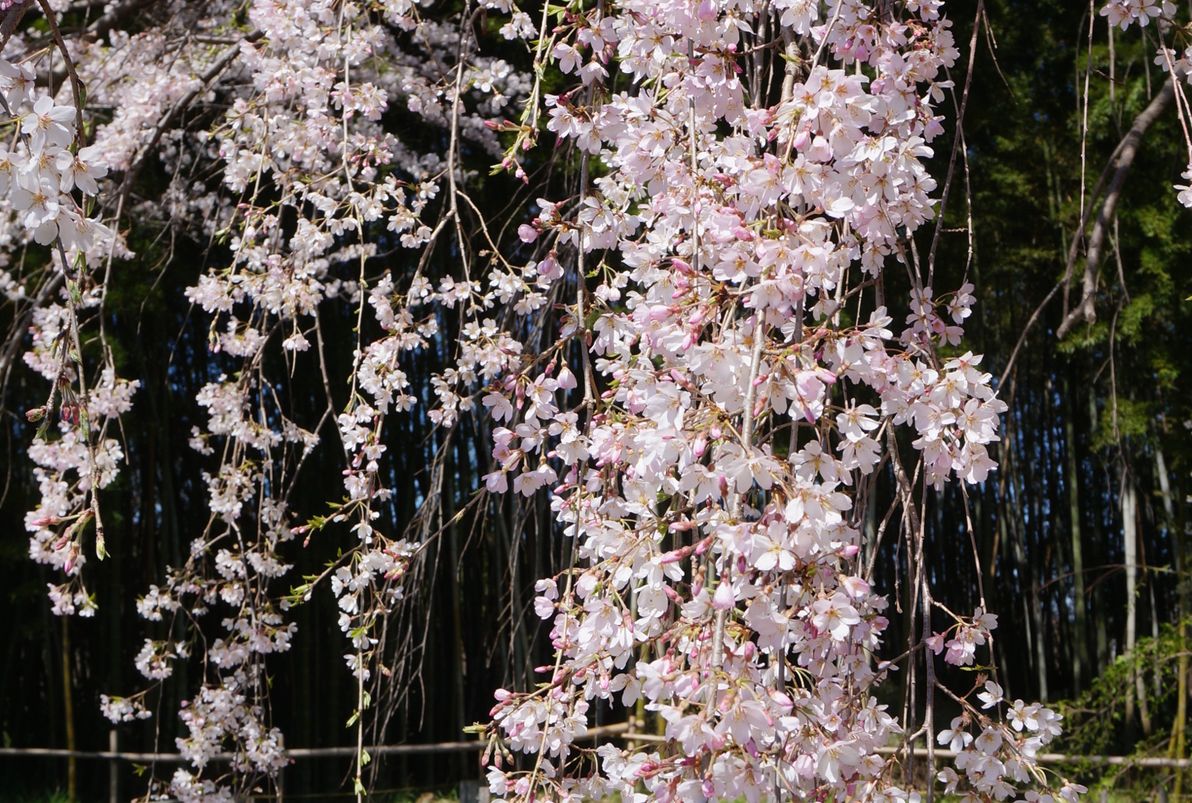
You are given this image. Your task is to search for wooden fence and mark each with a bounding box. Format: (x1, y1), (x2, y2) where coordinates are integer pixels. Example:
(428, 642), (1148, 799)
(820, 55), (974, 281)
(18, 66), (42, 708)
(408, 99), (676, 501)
(3, 723), (1190, 801)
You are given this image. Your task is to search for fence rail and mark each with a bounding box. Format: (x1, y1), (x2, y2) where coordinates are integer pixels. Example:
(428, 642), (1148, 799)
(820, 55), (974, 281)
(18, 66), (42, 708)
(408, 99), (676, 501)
(0, 740), (489, 762)
(0, 722), (631, 763)
(619, 731), (1192, 768)
(4, 723), (1191, 802)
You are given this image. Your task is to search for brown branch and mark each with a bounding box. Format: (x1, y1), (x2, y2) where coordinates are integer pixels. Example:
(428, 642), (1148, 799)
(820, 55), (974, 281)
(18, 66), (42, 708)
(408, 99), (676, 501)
(0, 0), (32, 50)
(114, 31), (263, 207)
(1056, 81), (1174, 338)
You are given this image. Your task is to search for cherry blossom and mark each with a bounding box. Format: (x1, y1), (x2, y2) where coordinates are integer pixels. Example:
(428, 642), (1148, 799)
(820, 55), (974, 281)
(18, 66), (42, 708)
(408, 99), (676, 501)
(0, 0), (1134, 798)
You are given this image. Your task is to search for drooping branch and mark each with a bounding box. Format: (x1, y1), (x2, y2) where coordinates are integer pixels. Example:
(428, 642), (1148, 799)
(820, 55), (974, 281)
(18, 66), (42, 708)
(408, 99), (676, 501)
(1057, 80), (1173, 338)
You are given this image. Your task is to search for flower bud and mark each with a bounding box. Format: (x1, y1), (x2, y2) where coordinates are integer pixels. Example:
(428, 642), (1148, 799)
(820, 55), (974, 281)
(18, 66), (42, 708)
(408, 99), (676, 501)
(712, 581), (734, 610)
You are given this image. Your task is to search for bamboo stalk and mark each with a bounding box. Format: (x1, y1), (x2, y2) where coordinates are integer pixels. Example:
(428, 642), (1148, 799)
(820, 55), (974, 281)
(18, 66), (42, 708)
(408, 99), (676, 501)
(1158, 444), (1187, 796)
(60, 617), (76, 802)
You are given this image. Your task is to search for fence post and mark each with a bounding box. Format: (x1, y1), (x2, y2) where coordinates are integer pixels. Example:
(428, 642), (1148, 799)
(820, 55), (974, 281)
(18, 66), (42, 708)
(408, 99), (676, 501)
(108, 729), (117, 803)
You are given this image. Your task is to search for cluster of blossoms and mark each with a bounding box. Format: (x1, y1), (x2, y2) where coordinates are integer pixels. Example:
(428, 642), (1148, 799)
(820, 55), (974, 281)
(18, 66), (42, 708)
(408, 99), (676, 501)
(0, 60), (109, 249)
(1100, 0), (1175, 29)
(98, 693), (152, 723)
(112, 0), (419, 794)
(10, 0), (1185, 798)
(936, 679), (1069, 799)
(1, 47), (128, 618)
(36, 0), (527, 797)
(471, 0), (1081, 799)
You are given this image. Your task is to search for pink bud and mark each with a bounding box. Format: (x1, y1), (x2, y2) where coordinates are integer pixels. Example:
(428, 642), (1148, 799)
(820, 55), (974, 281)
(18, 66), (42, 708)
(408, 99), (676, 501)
(660, 544), (689, 561)
(647, 305), (673, 323)
(712, 582), (734, 610)
(517, 224), (538, 243)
